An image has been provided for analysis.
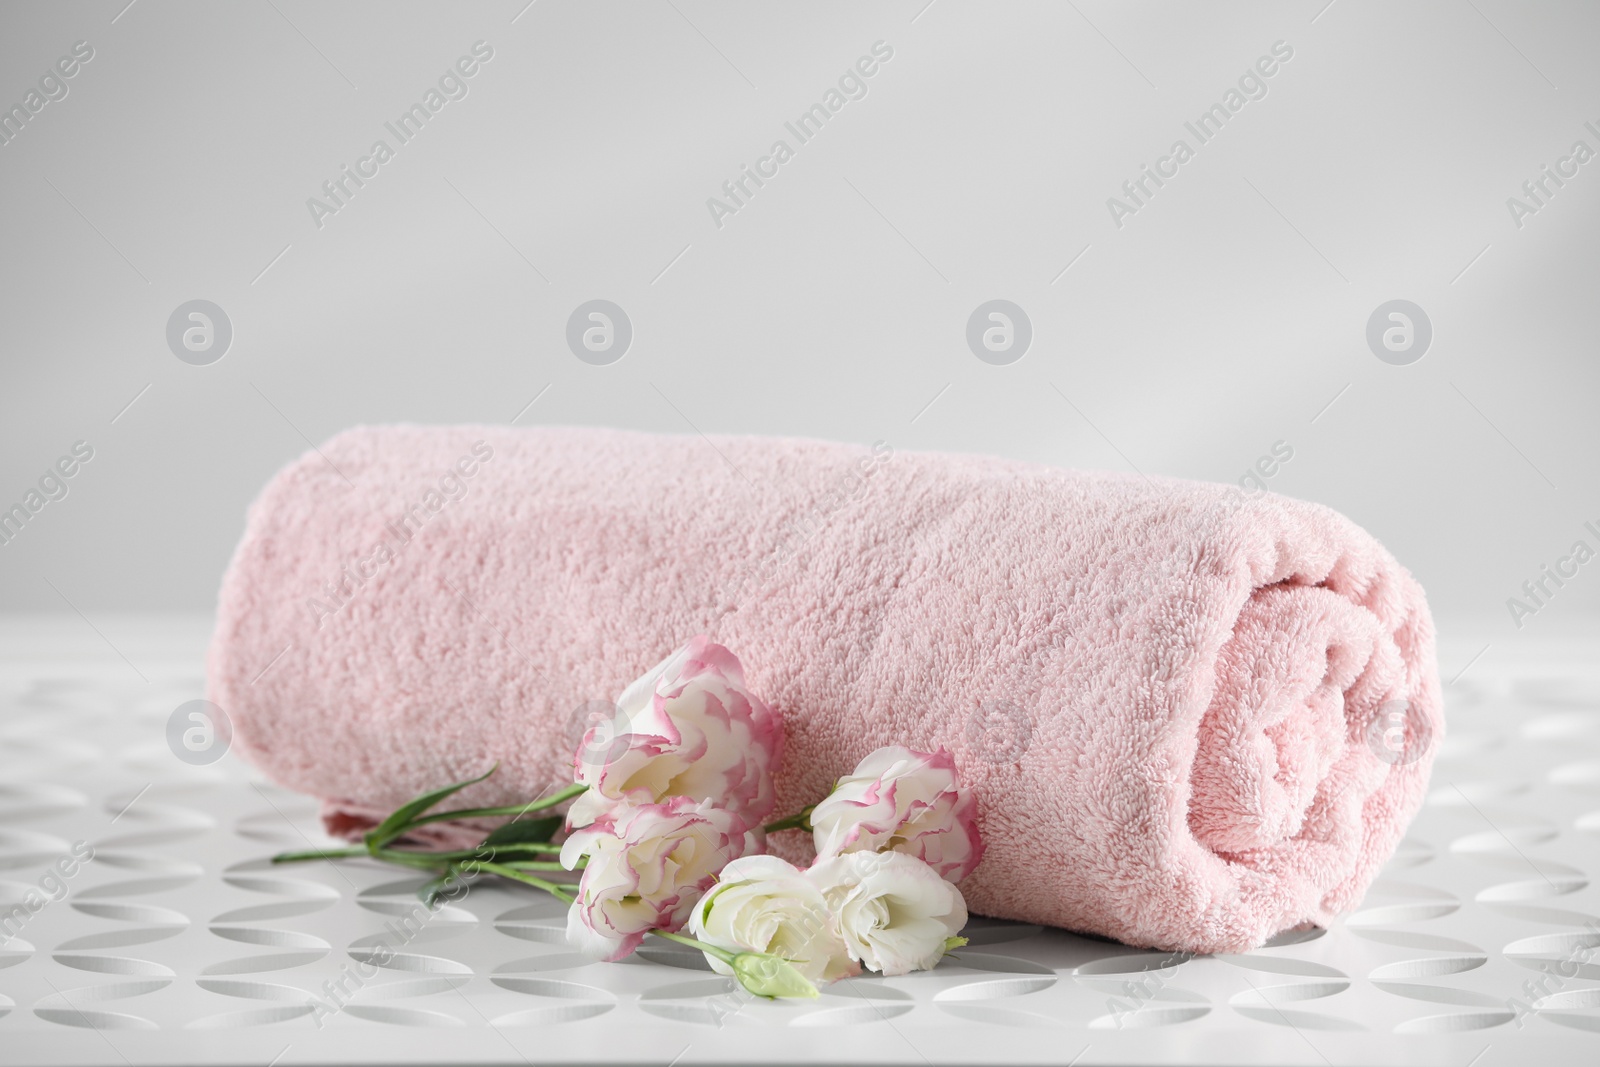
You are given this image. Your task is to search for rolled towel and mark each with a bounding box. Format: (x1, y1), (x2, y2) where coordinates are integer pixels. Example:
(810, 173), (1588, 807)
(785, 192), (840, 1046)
(208, 425), (1441, 954)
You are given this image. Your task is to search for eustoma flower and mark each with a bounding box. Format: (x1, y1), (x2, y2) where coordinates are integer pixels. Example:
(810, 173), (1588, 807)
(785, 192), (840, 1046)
(560, 797), (760, 961)
(688, 856), (858, 985)
(808, 850), (969, 976)
(568, 636), (783, 829)
(276, 642), (980, 1000)
(809, 745), (984, 882)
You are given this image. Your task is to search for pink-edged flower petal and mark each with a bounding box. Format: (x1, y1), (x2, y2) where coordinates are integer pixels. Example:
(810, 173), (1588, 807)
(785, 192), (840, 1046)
(561, 797), (760, 961)
(571, 636), (784, 828)
(810, 745), (985, 883)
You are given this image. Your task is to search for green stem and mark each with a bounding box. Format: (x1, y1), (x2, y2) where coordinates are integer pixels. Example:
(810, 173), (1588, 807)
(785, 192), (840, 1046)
(411, 783), (588, 828)
(275, 842), (571, 874)
(650, 929), (737, 966)
(369, 849), (454, 871)
(497, 860), (568, 871)
(376, 848), (573, 873)
(279, 843), (740, 968)
(762, 805), (815, 834)
(272, 847), (368, 864)
(475, 861), (578, 902)
(398, 844), (563, 861)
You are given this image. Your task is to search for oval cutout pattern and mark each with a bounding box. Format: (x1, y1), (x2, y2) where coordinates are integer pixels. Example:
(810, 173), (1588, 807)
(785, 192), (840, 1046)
(933, 976), (1056, 1001)
(342, 1004), (465, 1027)
(187, 1005), (315, 1029)
(791, 1003), (915, 1026)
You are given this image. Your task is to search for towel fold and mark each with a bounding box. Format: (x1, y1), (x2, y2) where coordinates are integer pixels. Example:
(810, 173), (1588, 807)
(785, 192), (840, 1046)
(207, 425), (1441, 953)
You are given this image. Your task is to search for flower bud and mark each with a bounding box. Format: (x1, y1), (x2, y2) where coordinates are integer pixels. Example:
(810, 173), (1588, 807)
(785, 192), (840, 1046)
(731, 952), (819, 999)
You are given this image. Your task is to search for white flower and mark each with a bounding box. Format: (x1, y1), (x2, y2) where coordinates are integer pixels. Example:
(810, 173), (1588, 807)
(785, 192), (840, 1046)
(809, 746), (984, 882)
(807, 851), (968, 976)
(688, 856), (857, 985)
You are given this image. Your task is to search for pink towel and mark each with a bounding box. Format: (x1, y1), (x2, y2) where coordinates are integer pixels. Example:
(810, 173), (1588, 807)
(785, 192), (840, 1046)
(207, 425), (1441, 954)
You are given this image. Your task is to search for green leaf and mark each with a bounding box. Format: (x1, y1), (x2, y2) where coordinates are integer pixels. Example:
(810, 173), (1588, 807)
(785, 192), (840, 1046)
(409, 783), (588, 827)
(417, 865), (467, 908)
(480, 816), (562, 849)
(365, 764), (499, 852)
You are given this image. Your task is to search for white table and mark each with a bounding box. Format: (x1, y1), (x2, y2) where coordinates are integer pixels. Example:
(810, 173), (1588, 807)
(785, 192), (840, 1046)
(2, 615), (1596, 1065)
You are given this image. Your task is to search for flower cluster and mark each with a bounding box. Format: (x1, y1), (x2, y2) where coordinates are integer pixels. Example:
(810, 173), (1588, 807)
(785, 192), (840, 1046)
(560, 637), (984, 996)
(558, 636), (778, 961)
(272, 635), (985, 1003)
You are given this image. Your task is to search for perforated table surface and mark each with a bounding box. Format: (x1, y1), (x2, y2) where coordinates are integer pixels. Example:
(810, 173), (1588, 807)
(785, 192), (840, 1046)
(2, 616), (1597, 1066)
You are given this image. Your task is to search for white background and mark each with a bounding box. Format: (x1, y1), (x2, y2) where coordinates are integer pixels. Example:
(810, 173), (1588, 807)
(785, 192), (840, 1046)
(1, 1), (1596, 662)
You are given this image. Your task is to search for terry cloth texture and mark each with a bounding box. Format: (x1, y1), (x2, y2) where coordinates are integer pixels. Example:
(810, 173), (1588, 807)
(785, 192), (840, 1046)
(208, 425), (1441, 954)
